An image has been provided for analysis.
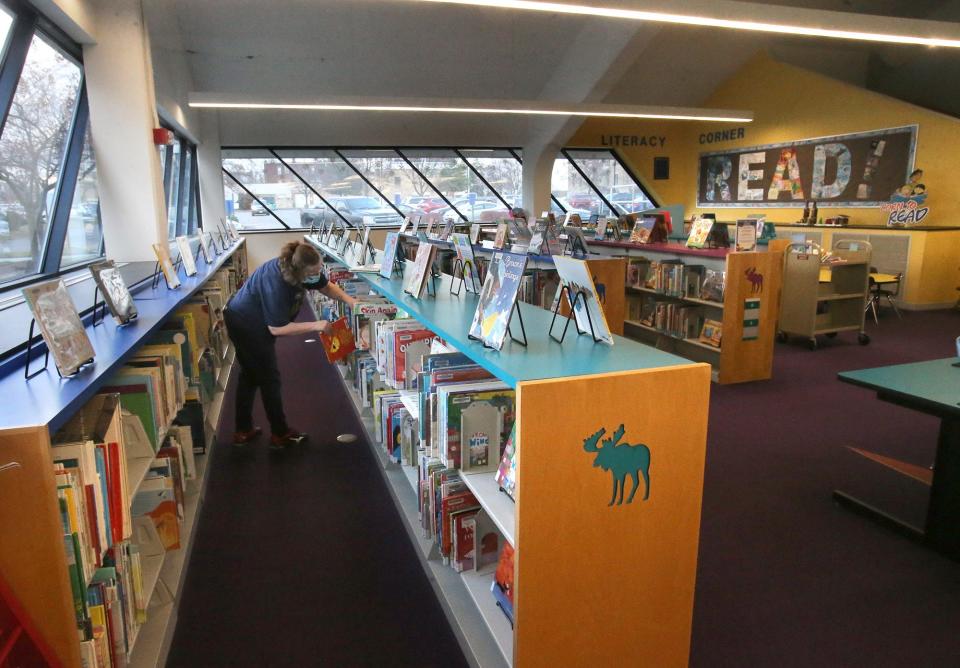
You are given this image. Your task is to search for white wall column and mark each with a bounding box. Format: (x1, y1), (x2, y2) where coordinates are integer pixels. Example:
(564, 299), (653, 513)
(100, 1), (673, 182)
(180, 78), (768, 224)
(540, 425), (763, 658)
(83, 0), (167, 261)
(521, 143), (558, 219)
(196, 110), (226, 229)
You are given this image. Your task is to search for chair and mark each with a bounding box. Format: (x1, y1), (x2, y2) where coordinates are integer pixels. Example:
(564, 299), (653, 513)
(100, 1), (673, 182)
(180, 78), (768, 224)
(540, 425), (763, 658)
(866, 266), (902, 323)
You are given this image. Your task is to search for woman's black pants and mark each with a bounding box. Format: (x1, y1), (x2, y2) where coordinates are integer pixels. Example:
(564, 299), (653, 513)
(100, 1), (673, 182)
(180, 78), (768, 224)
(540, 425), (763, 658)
(224, 308), (289, 436)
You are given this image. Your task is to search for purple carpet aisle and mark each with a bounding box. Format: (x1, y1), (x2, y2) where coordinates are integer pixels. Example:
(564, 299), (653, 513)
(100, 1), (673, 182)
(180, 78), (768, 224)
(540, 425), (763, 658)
(168, 308), (960, 667)
(166, 328), (468, 667)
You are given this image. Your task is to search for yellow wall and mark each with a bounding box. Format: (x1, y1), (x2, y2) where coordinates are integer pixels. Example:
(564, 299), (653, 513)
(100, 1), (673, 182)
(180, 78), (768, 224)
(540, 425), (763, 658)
(570, 51), (960, 228)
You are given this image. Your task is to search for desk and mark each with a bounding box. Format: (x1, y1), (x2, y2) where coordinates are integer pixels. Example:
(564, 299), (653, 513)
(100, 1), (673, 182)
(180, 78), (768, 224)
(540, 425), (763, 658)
(837, 358), (960, 561)
(819, 267), (899, 284)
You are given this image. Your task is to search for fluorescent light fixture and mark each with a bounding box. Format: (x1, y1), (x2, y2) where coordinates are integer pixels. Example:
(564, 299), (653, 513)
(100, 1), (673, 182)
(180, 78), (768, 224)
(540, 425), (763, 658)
(411, 0), (960, 48)
(188, 95), (753, 123)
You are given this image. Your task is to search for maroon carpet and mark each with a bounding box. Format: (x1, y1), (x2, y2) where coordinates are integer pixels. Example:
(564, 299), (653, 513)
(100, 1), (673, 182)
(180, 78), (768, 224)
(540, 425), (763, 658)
(167, 332), (468, 667)
(168, 308), (960, 666)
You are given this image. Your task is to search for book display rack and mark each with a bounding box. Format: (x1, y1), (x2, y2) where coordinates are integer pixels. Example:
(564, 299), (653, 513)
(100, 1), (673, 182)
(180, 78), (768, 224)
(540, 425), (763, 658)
(0, 239), (246, 668)
(306, 232), (711, 667)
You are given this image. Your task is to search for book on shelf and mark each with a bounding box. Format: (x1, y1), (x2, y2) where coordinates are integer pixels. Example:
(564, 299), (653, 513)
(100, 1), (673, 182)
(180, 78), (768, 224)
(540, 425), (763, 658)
(436, 381), (514, 470)
(403, 241), (437, 298)
(320, 316), (357, 363)
(629, 216), (656, 244)
(495, 423), (518, 500)
(552, 255), (615, 345)
(686, 216), (714, 248)
(493, 222), (508, 249)
(451, 232), (480, 292)
(22, 278), (96, 376)
(492, 542), (515, 625)
(736, 219), (758, 252)
(468, 251), (528, 350)
(89, 260), (138, 325)
(152, 243), (181, 289)
(131, 473), (180, 551)
(379, 232), (401, 279)
(469, 223), (481, 245)
(176, 236), (198, 276)
(701, 270), (726, 303)
(699, 318), (723, 347)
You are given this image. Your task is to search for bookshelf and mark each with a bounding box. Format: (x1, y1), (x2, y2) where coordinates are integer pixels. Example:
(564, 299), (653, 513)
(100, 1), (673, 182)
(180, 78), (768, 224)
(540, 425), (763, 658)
(588, 240), (782, 384)
(0, 239), (245, 668)
(307, 233), (711, 667)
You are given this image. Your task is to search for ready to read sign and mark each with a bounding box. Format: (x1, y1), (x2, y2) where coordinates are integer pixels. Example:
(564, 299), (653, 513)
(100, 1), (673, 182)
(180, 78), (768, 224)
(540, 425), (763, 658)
(697, 126), (917, 208)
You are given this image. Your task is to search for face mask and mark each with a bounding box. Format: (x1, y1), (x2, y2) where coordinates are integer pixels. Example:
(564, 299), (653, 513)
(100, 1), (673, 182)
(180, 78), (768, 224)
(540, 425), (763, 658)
(303, 274), (323, 286)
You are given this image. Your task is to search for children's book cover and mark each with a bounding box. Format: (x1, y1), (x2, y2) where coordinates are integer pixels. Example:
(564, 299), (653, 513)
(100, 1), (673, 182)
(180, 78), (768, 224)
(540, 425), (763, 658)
(22, 279), (96, 376)
(320, 317), (357, 363)
(469, 223), (481, 244)
(468, 251), (527, 350)
(495, 423), (518, 500)
(629, 217), (656, 244)
(404, 242), (436, 298)
(451, 233), (479, 292)
(379, 232), (401, 279)
(151, 243), (181, 289)
(90, 261), (138, 325)
(686, 216), (714, 248)
(493, 222), (508, 249)
(175, 236), (198, 276)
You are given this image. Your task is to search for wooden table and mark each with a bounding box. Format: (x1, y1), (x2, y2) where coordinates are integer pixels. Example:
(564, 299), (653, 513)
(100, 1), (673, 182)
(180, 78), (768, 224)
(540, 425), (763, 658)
(837, 358), (960, 561)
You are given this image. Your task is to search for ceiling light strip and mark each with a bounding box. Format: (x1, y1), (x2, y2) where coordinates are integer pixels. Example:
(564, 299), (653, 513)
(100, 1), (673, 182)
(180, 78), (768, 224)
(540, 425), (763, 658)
(188, 102), (751, 122)
(413, 0), (960, 48)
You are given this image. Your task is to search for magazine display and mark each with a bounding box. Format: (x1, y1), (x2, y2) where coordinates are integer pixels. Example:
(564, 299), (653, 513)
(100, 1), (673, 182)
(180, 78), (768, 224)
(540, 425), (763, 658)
(468, 251), (527, 350)
(22, 279), (96, 376)
(404, 241), (436, 298)
(89, 260), (138, 325)
(175, 236), (198, 276)
(451, 233), (479, 292)
(379, 232), (401, 279)
(152, 244), (181, 289)
(552, 255), (615, 345)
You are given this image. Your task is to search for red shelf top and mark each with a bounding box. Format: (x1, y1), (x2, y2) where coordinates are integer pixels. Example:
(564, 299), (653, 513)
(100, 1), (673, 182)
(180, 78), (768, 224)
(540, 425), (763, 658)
(588, 240), (730, 259)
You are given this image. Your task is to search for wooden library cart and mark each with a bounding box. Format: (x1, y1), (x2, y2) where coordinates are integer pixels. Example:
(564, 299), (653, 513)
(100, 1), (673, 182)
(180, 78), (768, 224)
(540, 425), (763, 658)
(0, 239), (245, 668)
(307, 233), (711, 667)
(588, 240), (782, 384)
(777, 240), (872, 349)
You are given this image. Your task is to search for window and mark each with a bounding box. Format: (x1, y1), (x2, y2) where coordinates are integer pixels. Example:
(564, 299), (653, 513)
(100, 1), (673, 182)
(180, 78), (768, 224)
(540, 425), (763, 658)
(165, 139), (180, 238)
(60, 120), (102, 267)
(0, 29), (82, 284)
(552, 149), (656, 217)
(159, 128), (201, 238)
(459, 150), (522, 209)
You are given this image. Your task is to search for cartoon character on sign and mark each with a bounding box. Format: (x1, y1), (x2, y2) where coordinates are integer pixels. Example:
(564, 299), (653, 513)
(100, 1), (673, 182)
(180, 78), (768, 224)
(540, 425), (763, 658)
(745, 267), (764, 294)
(582, 424), (651, 506)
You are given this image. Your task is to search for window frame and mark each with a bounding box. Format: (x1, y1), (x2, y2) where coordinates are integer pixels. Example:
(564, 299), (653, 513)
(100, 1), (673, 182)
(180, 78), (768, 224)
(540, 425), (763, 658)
(0, 1), (102, 293)
(159, 125), (202, 239)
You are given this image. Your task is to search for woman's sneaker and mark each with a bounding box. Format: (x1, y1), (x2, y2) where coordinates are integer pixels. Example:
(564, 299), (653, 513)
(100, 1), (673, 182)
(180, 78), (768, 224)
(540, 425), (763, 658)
(232, 427), (262, 446)
(270, 429), (308, 450)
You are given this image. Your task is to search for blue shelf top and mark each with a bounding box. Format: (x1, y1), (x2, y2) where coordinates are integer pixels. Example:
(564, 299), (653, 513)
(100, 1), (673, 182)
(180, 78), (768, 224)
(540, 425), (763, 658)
(838, 357), (960, 418)
(308, 235), (692, 388)
(0, 240), (245, 432)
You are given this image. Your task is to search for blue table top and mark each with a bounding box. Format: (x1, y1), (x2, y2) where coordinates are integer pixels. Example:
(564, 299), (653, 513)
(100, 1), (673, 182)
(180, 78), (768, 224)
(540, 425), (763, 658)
(307, 235), (692, 388)
(0, 240), (245, 432)
(838, 357), (960, 418)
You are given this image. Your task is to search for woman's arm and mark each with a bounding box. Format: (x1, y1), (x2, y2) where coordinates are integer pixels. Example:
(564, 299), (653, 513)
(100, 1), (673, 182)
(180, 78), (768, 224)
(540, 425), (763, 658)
(319, 282), (357, 308)
(268, 320), (330, 337)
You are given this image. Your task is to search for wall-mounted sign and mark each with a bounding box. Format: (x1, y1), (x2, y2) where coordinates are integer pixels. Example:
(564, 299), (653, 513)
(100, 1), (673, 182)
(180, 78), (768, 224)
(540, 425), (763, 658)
(697, 125), (917, 208)
(699, 127), (747, 145)
(600, 134), (666, 148)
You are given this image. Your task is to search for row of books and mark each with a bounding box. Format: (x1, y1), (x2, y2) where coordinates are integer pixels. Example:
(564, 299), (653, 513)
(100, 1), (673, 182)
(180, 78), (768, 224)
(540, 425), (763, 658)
(627, 258), (726, 303)
(627, 296), (723, 348)
(47, 261), (242, 668)
(310, 264), (518, 624)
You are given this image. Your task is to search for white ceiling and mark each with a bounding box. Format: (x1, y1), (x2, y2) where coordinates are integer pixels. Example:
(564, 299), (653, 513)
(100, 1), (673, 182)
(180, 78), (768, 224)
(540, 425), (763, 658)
(144, 0), (960, 147)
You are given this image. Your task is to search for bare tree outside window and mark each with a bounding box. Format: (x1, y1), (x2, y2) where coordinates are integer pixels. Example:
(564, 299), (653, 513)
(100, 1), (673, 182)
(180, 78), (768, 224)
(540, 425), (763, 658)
(0, 33), (82, 284)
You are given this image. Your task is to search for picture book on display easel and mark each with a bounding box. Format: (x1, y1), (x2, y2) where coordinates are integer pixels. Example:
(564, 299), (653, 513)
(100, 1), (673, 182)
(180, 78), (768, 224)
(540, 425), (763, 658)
(551, 255), (615, 345)
(468, 251), (528, 350)
(404, 241), (437, 298)
(469, 223), (481, 245)
(493, 222), (508, 249)
(562, 224), (590, 258)
(735, 219), (758, 252)
(89, 260), (138, 325)
(379, 232), (402, 279)
(686, 216), (714, 248)
(175, 236), (198, 276)
(629, 216), (656, 244)
(451, 233), (480, 293)
(152, 244), (181, 289)
(22, 279), (96, 377)
(399, 217), (412, 235)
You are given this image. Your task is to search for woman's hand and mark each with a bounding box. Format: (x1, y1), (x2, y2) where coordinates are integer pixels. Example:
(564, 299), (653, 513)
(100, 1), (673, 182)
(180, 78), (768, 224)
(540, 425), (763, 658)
(313, 320), (333, 335)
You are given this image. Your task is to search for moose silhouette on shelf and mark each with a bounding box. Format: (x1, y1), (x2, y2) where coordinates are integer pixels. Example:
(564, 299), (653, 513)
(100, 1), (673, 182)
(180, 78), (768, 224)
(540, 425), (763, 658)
(745, 267), (764, 294)
(582, 424), (652, 506)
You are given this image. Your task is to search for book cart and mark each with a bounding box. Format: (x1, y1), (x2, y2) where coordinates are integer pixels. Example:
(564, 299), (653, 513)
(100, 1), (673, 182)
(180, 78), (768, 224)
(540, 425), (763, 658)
(306, 233), (711, 667)
(0, 239), (246, 668)
(777, 240), (872, 349)
(587, 240), (782, 384)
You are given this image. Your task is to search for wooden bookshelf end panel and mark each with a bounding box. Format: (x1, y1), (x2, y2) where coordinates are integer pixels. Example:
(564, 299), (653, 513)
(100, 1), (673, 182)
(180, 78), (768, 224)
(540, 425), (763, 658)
(0, 427), (81, 668)
(514, 363), (711, 667)
(719, 251), (782, 384)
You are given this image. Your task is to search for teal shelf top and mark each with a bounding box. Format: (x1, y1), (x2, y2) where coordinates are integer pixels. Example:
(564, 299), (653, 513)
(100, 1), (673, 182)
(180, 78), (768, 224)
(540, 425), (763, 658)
(307, 235), (693, 388)
(838, 357), (960, 417)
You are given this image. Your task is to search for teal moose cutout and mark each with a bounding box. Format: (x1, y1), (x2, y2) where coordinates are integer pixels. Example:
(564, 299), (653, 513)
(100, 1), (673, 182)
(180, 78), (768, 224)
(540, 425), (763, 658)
(582, 424), (651, 506)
